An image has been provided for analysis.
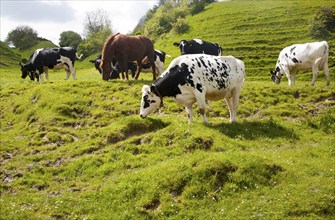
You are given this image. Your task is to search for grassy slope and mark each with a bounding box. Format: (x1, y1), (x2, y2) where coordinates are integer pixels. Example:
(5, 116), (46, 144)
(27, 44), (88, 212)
(0, 41), (21, 66)
(155, 0), (335, 79)
(1, 0), (335, 219)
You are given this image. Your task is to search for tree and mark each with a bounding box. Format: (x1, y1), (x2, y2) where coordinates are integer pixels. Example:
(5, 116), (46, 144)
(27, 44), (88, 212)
(77, 27), (111, 58)
(83, 9), (112, 37)
(5, 26), (38, 50)
(59, 31), (83, 48)
(310, 7), (335, 40)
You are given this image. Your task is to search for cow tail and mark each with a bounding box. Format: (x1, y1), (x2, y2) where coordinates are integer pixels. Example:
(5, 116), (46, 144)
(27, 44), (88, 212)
(218, 46), (222, 56)
(320, 41), (329, 69)
(76, 53), (83, 60)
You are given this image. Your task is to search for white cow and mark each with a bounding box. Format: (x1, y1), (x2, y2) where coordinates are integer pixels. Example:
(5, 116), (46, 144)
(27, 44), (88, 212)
(271, 41), (330, 86)
(140, 54), (245, 124)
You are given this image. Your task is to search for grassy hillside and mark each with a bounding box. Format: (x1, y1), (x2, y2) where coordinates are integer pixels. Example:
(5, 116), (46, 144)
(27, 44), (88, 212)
(1, 0), (335, 219)
(0, 41), (21, 66)
(154, 0), (335, 79)
(0, 40), (57, 68)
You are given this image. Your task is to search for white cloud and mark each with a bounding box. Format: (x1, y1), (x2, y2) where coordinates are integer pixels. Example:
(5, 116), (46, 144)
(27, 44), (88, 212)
(0, 0), (158, 45)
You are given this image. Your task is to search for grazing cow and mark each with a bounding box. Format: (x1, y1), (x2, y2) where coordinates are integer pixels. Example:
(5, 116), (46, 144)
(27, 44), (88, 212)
(20, 47), (82, 81)
(100, 33), (156, 80)
(90, 54), (137, 78)
(173, 39), (222, 56)
(110, 60), (137, 79)
(89, 54), (102, 74)
(271, 41), (330, 86)
(105, 50), (169, 79)
(141, 50), (170, 76)
(140, 54), (245, 124)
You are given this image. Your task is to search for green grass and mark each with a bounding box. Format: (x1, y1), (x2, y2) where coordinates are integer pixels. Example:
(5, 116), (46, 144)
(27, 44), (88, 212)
(155, 0), (335, 78)
(1, 0), (335, 219)
(1, 65), (334, 219)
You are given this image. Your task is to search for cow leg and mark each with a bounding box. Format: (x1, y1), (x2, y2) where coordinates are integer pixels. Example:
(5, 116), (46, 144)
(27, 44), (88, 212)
(151, 60), (157, 80)
(225, 97), (235, 123)
(323, 61), (330, 86)
(311, 66), (318, 86)
(291, 73), (296, 86)
(135, 61), (143, 80)
(65, 70), (71, 80)
(68, 64), (76, 80)
(185, 106), (193, 123)
(196, 93), (209, 124)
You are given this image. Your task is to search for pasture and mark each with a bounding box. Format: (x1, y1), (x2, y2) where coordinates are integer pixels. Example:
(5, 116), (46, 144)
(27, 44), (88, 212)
(1, 0), (335, 219)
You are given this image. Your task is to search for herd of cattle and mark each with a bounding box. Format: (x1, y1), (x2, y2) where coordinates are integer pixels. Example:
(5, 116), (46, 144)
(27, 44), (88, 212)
(19, 33), (330, 123)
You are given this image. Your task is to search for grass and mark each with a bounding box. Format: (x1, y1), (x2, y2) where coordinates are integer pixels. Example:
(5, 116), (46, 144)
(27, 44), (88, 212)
(1, 0), (335, 219)
(1, 66), (334, 219)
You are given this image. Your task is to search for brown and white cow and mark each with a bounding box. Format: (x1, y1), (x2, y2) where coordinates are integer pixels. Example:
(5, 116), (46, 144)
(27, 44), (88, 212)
(271, 41), (329, 86)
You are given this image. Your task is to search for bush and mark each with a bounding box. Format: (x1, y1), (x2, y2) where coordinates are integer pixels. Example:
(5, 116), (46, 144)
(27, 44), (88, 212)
(77, 28), (111, 58)
(310, 7), (335, 40)
(173, 18), (190, 34)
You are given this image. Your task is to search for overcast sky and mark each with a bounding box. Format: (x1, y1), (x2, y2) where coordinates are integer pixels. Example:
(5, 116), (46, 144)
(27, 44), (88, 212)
(0, 0), (158, 45)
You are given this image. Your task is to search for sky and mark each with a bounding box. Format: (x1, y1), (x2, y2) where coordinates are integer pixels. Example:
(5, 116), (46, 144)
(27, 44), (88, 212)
(0, 0), (158, 46)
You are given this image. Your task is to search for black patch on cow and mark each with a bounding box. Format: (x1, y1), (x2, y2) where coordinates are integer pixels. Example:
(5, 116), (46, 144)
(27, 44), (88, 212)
(290, 46), (296, 53)
(199, 57), (208, 68)
(143, 95), (150, 108)
(275, 66), (280, 72)
(143, 95), (156, 109)
(196, 83), (203, 93)
(154, 63), (192, 97)
(285, 53), (288, 58)
(291, 58), (299, 64)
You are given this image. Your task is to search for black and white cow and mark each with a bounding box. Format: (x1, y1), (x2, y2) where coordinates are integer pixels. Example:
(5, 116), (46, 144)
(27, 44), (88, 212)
(96, 50), (169, 79)
(89, 54), (102, 74)
(140, 54), (245, 124)
(20, 47), (82, 81)
(141, 50), (170, 75)
(90, 54), (137, 79)
(271, 41), (330, 86)
(173, 39), (222, 56)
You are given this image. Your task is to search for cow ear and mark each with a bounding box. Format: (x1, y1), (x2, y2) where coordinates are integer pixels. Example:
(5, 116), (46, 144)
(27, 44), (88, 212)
(270, 70), (275, 75)
(150, 85), (156, 93)
(173, 42), (179, 47)
(142, 85), (151, 93)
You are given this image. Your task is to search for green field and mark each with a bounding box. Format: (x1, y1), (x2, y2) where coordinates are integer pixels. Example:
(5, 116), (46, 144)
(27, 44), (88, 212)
(1, 0), (335, 219)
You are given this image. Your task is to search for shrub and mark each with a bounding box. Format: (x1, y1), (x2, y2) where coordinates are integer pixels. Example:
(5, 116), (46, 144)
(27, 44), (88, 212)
(310, 7), (335, 40)
(173, 18), (190, 34)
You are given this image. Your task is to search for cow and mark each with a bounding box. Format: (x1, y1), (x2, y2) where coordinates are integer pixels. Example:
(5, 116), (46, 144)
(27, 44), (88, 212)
(89, 54), (102, 74)
(140, 50), (170, 76)
(90, 54), (137, 79)
(271, 41), (330, 86)
(20, 47), (82, 81)
(140, 54), (245, 124)
(173, 39), (222, 56)
(102, 50), (169, 79)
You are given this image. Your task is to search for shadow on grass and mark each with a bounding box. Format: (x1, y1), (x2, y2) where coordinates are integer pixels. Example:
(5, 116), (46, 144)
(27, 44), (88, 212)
(209, 119), (298, 140)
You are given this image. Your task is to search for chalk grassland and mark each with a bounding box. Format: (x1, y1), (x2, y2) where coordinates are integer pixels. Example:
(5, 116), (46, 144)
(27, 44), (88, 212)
(1, 0), (335, 219)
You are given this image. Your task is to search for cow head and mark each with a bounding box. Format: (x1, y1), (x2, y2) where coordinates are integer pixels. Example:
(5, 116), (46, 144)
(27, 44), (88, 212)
(270, 66), (282, 84)
(100, 59), (112, 80)
(19, 59), (30, 79)
(173, 40), (191, 55)
(110, 67), (120, 79)
(140, 85), (162, 119)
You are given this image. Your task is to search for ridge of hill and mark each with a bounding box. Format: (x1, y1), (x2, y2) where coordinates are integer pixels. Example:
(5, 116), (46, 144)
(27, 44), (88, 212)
(154, 0), (335, 78)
